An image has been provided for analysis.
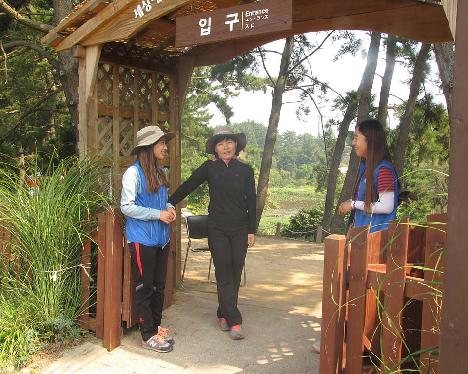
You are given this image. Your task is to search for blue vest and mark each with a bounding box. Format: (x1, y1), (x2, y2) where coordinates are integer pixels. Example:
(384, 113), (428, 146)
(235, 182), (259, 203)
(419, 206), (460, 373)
(125, 161), (170, 247)
(354, 160), (398, 233)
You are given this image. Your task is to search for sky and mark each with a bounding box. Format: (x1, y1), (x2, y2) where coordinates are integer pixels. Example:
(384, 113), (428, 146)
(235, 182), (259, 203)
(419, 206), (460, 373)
(207, 31), (445, 136)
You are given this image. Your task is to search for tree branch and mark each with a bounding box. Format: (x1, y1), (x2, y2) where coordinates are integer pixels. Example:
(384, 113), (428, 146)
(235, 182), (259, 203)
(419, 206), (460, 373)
(0, 0), (52, 33)
(257, 47), (275, 87)
(296, 86), (329, 167)
(2, 40), (59, 70)
(287, 31), (334, 74)
(0, 87), (58, 147)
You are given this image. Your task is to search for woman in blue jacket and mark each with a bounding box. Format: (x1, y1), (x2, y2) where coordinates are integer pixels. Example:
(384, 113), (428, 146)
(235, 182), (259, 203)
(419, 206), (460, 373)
(121, 126), (176, 353)
(339, 119), (398, 232)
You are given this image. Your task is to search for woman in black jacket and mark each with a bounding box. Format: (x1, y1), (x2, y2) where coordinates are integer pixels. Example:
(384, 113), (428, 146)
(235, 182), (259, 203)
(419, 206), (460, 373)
(169, 128), (256, 340)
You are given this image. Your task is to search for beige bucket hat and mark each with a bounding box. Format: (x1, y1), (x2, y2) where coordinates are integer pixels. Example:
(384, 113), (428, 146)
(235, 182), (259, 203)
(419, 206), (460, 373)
(205, 127), (247, 154)
(131, 126), (175, 155)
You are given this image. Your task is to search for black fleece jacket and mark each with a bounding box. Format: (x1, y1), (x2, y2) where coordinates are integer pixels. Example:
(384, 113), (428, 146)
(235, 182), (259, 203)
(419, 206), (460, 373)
(168, 158), (256, 233)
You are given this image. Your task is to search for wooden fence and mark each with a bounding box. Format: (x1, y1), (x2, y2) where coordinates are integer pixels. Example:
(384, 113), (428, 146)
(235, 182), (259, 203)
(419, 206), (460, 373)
(0, 208), (174, 352)
(320, 214), (446, 374)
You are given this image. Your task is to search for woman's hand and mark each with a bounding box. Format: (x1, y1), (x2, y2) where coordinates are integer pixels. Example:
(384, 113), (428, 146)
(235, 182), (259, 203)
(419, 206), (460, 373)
(338, 200), (353, 216)
(248, 234), (255, 248)
(160, 210), (176, 223)
(167, 207), (176, 221)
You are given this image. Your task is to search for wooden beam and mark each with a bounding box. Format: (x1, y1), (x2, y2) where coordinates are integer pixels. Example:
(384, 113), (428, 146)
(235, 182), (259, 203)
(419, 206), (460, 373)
(85, 45), (102, 100)
(41, 0), (107, 47)
(176, 55), (195, 117)
(439, 1), (468, 373)
(81, 0), (192, 47)
(55, 0), (140, 51)
(78, 55), (88, 157)
(191, 2), (452, 67)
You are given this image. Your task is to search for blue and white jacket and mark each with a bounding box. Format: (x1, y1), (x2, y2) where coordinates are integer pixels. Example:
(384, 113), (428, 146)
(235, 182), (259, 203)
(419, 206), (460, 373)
(120, 161), (172, 247)
(354, 160), (398, 233)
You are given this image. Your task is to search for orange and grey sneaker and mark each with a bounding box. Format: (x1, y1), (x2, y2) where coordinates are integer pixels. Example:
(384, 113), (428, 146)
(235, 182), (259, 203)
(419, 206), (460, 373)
(158, 326), (175, 345)
(218, 318), (230, 331)
(229, 324), (245, 340)
(142, 334), (173, 352)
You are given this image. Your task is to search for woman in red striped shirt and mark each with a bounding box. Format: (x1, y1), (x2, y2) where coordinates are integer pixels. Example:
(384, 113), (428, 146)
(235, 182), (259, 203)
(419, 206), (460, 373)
(339, 119), (398, 232)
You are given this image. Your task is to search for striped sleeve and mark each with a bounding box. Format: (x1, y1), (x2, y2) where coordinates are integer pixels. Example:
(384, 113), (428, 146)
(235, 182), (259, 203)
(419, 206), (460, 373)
(377, 167), (395, 192)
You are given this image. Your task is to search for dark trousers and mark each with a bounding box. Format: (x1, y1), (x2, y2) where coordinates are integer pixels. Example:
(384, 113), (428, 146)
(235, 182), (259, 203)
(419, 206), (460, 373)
(208, 224), (248, 326)
(129, 242), (170, 341)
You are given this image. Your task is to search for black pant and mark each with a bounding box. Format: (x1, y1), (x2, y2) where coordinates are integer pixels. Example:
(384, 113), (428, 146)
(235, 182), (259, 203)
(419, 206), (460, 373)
(208, 224), (248, 326)
(129, 242), (170, 341)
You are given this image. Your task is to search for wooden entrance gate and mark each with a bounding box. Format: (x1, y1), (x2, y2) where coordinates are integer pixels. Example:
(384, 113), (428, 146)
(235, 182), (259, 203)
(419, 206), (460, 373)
(320, 214), (446, 373)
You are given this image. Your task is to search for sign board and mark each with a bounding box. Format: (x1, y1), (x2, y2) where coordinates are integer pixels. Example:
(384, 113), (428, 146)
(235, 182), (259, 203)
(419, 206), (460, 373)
(175, 0), (292, 47)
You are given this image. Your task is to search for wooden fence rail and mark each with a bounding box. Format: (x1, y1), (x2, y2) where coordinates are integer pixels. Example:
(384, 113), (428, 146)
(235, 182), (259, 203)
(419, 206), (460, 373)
(319, 214), (446, 374)
(0, 208), (161, 352)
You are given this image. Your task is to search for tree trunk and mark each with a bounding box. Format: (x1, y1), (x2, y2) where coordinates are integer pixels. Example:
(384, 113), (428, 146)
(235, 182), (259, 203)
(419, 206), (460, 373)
(331, 32), (381, 233)
(393, 43), (431, 177)
(321, 97), (358, 233)
(378, 34), (397, 125)
(53, 0), (80, 135)
(255, 36), (294, 229)
(433, 42), (455, 118)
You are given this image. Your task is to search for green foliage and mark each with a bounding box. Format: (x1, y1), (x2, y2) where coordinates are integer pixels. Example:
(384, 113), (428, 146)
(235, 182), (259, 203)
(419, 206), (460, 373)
(392, 95), (450, 221)
(0, 0), (75, 165)
(282, 206), (324, 241)
(0, 157), (110, 369)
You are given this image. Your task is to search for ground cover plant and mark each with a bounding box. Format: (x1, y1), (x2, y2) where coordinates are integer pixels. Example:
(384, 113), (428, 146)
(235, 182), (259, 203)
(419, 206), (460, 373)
(0, 157), (110, 369)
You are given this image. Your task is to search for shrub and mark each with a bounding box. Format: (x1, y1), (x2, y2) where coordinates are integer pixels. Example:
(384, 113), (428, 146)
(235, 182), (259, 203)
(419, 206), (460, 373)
(0, 157), (110, 369)
(282, 206), (324, 241)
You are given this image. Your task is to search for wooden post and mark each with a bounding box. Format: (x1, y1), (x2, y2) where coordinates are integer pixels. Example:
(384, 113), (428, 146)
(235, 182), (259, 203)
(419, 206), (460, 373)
(76, 45), (101, 158)
(380, 219), (409, 372)
(346, 226), (369, 373)
(95, 212), (106, 339)
(364, 230), (386, 355)
(439, 1), (468, 373)
(275, 222), (282, 237)
(79, 240), (92, 329)
(172, 56), (195, 287)
(102, 209), (124, 351)
(316, 225), (323, 243)
(319, 234), (347, 374)
(421, 214), (447, 373)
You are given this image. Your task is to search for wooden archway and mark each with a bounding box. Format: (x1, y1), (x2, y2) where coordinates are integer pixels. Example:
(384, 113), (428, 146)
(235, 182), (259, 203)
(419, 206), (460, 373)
(42, 2), (468, 372)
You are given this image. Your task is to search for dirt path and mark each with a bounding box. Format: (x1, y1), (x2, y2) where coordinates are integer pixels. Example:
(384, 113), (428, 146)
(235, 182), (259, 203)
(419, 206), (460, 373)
(41, 235), (324, 374)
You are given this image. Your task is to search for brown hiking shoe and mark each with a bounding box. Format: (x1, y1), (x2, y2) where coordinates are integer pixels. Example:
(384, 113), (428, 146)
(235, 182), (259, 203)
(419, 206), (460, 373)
(229, 324), (245, 340)
(218, 318), (230, 331)
(142, 334), (173, 353)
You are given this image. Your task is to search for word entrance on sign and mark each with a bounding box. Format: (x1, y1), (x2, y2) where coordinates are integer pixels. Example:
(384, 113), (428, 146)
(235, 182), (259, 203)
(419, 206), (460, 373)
(176, 0), (292, 47)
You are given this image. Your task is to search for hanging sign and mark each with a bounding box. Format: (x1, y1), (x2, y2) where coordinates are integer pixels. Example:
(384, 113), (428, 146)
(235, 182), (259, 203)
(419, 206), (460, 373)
(175, 0), (292, 47)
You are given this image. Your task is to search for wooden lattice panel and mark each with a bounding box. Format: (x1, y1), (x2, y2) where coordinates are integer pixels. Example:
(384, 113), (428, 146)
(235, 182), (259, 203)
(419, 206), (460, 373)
(97, 116), (113, 156)
(119, 67), (135, 108)
(139, 72), (153, 111)
(120, 118), (134, 157)
(97, 64), (113, 106)
(157, 75), (171, 113)
(95, 63), (172, 166)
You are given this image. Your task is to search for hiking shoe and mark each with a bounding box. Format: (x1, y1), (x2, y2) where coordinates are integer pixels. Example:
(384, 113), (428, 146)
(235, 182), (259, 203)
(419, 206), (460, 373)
(218, 318), (230, 331)
(229, 324), (245, 340)
(142, 334), (173, 353)
(158, 326), (175, 345)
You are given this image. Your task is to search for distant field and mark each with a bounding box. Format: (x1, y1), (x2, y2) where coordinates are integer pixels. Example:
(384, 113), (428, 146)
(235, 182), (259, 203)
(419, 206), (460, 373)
(258, 186), (324, 235)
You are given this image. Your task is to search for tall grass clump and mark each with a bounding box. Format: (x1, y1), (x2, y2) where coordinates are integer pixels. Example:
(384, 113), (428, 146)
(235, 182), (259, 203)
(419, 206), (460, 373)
(0, 157), (110, 369)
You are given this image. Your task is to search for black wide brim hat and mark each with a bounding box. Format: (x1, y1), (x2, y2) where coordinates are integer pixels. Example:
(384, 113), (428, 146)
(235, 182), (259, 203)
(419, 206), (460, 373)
(205, 127), (247, 154)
